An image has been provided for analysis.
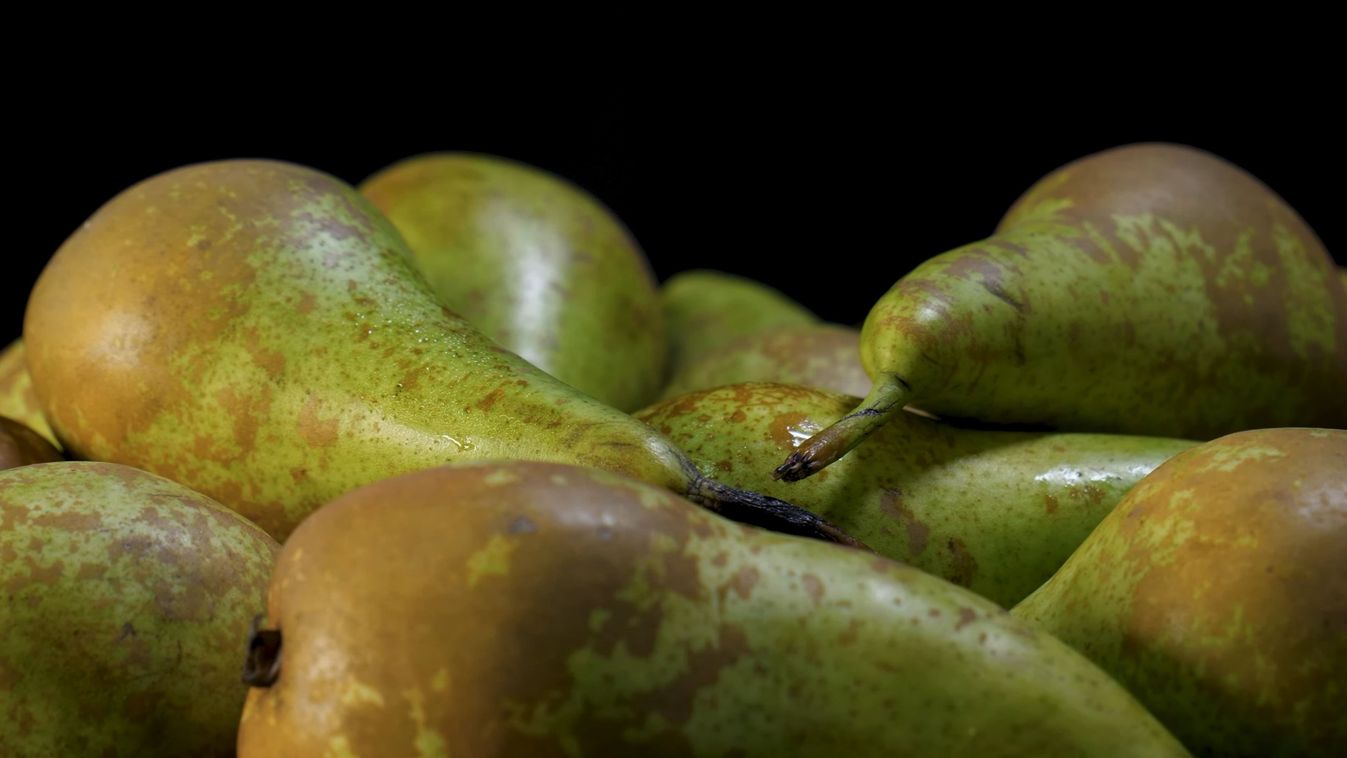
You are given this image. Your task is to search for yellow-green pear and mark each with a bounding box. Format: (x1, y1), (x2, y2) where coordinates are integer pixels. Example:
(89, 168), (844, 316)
(0, 339), (58, 448)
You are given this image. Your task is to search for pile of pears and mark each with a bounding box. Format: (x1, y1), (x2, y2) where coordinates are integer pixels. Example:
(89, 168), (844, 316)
(1, 143), (1342, 756)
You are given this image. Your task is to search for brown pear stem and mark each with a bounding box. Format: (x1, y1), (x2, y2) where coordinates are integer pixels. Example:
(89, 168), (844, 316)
(690, 476), (872, 552)
(773, 374), (911, 482)
(242, 615), (282, 688)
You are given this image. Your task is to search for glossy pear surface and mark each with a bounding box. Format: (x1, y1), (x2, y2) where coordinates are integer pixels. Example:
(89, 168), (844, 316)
(0, 339), (57, 447)
(0, 416), (62, 470)
(360, 153), (664, 412)
(661, 269), (817, 378)
(0, 461), (279, 756)
(639, 383), (1194, 606)
(1013, 428), (1346, 757)
(23, 160), (844, 544)
(238, 460), (1186, 757)
(780, 143), (1346, 481)
(659, 323), (871, 400)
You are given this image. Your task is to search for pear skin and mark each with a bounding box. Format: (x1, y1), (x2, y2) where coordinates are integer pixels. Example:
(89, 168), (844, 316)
(23, 160), (850, 545)
(659, 324), (872, 400)
(237, 460), (1187, 757)
(1012, 428), (1347, 756)
(360, 153), (665, 412)
(639, 383), (1195, 607)
(0, 461), (279, 756)
(0, 416), (62, 470)
(778, 143), (1347, 481)
(662, 269), (817, 378)
(0, 339), (58, 447)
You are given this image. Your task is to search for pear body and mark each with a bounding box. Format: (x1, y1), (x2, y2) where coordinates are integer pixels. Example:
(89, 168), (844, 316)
(1012, 428), (1347, 756)
(661, 269), (817, 377)
(0, 461), (279, 756)
(0, 416), (62, 470)
(659, 324), (871, 400)
(0, 339), (57, 447)
(360, 153), (664, 412)
(640, 383), (1194, 606)
(237, 460), (1186, 757)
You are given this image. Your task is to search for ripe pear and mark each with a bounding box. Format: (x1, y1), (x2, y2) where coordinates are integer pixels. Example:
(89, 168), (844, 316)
(659, 323), (872, 400)
(237, 460), (1187, 757)
(638, 383), (1194, 606)
(23, 160), (849, 545)
(359, 152), (665, 412)
(0, 461), (279, 757)
(0, 416), (62, 470)
(662, 269), (818, 378)
(1012, 428), (1346, 756)
(777, 143), (1347, 481)
(0, 339), (58, 447)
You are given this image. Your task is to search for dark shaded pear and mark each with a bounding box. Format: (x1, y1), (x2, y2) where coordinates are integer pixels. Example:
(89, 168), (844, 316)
(0, 339), (58, 448)
(237, 460), (1187, 757)
(23, 160), (849, 545)
(638, 383), (1194, 606)
(778, 143), (1347, 481)
(360, 152), (665, 412)
(1013, 428), (1347, 757)
(0, 416), (62, 470)
(0, 461), (279, 756)
(659, 323), (872, 400)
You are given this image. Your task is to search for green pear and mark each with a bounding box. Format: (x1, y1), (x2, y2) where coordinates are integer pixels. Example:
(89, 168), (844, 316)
(1012, 428), (1346, 756)
(638, 383), (1194, 607)
(777, 143), (1347, 481)
(23, 160), (850, 545)
(237, 460), (1187, 757)
(359, 152), (665, 412)
(0, 415), (62, 470)
(0, 339), (58, 448)
(0, 461), (279, 756)
(662, 269), (818, 378)
(659, 323), (872, 400)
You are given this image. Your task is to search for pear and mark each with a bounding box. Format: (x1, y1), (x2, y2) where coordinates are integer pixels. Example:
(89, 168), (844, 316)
(662, 269), (818, 378)
(777, 143), (1347, 481)
(1012, 428), (1346, 756)
(0, 339), (58, 447)
(0, 415), (62, 470)
(23, 159), (850, 545)
(237, 460), (1187, 757)
(0, 461), (279, 756)
(638, 383), (1194, 606)
(659, 323), (872, 400)
(359, 152), (665, 412)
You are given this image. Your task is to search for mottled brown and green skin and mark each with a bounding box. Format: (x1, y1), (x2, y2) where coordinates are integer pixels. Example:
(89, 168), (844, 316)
(0, 416), (62, 471)
(360, 153), (665, 412)
(659, 324), (872, 401)
(1013, 428), (1347, 756)
(783, 144), (1347, 481)
(661, 270), (818, 381)
(0, 461), (279, 756)
(237, 460), (1187, 757)
(0, 339), (58, 448)
(640, 383), (1194, 607)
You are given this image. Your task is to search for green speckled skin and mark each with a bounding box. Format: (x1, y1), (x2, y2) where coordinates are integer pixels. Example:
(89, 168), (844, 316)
(0, 461), (279, 757)
(659, 324), (872, 401)
(360, 153), (665, 412)
(639, 383), (1194, 607)
(661, 270), (818, 379)
(22, 161), (707, 541)
(0, 340), (58, 448)
(1013, 428), (1347, 756)
(237, 460), (1187, 757)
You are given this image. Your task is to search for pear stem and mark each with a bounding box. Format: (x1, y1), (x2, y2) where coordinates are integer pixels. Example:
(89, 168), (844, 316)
(242, 615), (282, 688)
(689, 476), (871, 551)
(773, 373), (912, 482)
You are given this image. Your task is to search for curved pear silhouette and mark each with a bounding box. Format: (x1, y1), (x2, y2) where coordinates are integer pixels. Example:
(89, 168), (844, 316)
(0, 339), (58, 447)
(777, 143), (1347, 481)
(23, 160), (852, 545)
(639, 383), (1194, 606)
(0, 416), (62, 470)
(1012, 428), (1346, 756)
(360, 153), (666, 412)
(238, 460), (1187, 757)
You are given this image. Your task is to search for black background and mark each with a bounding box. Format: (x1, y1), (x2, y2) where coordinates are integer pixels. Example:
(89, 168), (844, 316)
(7, 87), (1342, 345)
